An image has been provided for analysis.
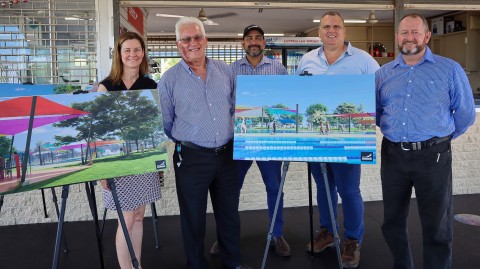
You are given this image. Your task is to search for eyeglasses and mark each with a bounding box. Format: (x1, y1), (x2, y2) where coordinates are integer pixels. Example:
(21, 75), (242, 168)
(178, 35), (205, 44)
(322, 25), (343, 31)
(244, 35), (263, 42)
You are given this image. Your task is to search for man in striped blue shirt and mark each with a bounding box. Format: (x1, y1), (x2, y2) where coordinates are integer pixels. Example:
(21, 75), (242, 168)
(210, 24), (291, 257)
(376, 14), (476, 269)
(158, 17), (250, 269)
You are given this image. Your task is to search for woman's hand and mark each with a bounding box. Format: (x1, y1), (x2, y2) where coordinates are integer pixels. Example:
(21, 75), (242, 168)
(100, 179), (110, 191)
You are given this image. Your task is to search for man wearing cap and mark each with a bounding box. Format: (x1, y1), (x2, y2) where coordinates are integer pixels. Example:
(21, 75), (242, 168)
(209, 24), (291, 257)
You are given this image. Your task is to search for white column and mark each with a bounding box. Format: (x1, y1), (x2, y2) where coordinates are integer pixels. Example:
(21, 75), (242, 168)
(95, 0), (114, 82)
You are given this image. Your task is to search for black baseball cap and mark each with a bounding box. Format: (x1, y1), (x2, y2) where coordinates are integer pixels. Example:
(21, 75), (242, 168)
(243, 24), (264, 38)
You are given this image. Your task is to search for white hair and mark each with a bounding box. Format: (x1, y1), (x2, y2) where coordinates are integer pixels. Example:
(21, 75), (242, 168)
(175, 17), (206, 41)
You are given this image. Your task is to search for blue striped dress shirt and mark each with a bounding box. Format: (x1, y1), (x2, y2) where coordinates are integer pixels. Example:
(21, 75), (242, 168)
(376, 47), (476, 142)
(230, 56), (288, 77)
(158, 58), (235, 148)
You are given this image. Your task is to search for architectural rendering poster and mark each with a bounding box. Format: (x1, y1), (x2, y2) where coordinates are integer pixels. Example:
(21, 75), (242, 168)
(233, 75), (376, 164)
(0, 90), (167, 194)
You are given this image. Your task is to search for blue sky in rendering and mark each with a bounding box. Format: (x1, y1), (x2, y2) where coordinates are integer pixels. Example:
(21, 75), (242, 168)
(0, 83), (55, 97)
(236, 74), (375, 114)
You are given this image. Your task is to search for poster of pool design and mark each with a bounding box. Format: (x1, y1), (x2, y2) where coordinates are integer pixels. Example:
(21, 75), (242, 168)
(0, 90), (167, 195)
(233, 75), (376, 164)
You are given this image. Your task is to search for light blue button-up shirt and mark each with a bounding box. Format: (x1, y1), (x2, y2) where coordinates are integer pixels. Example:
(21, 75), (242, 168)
(296, 42), (380, 75)
(376, 47), (476, 142)
(158, 58), (235, 148)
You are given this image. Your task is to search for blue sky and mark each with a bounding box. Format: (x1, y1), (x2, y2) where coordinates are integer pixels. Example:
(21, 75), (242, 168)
(0, 83), (55, 97)
(236, 74), (375, 114)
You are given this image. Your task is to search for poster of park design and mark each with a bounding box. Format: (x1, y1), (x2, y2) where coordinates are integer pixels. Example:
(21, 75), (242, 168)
(0, 90), (168, 195)
(233, 75), (376, 164)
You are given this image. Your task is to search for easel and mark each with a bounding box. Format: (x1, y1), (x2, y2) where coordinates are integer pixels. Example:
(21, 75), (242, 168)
(50, 182), (106, 269)
(260, 71), (343, 269)
(84, 181), (105, 269)
(259, 162), (343, 269)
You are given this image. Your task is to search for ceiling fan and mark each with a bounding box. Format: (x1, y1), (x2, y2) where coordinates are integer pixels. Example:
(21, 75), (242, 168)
(65, 12), (93, 21)
(156, 8), (237, 26)
(367, 10), (379, 24)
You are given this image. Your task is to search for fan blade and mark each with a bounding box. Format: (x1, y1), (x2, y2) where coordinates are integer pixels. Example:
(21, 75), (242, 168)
(208, 12), (237, 20)
(203, 20), (219, 26)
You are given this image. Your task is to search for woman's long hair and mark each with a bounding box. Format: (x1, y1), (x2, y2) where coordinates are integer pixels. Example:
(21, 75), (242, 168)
(107, 32), (149, 85)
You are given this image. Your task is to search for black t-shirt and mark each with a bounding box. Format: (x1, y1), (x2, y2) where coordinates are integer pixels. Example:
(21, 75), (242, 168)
(100, 76), (157, 91)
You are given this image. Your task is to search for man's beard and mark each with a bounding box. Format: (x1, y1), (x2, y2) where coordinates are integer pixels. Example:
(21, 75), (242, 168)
(245, 45), (263, 57)
(399, 40), (425, 55)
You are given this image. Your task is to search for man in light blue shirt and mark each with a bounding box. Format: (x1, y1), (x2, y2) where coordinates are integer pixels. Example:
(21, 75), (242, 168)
(209, 24), (291, 257)
(297, 11), (379, 269)
(158, 17), (250, 269)
(376, 14), (475, 269)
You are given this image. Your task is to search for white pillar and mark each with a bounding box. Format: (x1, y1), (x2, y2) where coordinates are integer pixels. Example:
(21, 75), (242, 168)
(95, 0), (114, 82)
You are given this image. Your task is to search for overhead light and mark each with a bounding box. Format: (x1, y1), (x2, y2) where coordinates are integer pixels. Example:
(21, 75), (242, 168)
(237, 33), (285, 36)
(313, 19), (367, 23)
(345, 19), (367, 23)
(156, 13), (183, 18)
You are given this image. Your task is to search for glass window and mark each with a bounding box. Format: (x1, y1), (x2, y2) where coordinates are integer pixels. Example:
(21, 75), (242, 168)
(0, 0), (97, 85)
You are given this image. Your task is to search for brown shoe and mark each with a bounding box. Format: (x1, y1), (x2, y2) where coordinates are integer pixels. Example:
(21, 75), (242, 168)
(209, 240), (221, 255)
(306, 228), (335, 253)
(342, 238), (360, 268)
(271, 236), (291, 257)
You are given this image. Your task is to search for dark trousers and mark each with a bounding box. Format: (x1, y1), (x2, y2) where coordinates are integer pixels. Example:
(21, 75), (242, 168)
(381, 138), (453, 269)
(173, 144), (241, 269)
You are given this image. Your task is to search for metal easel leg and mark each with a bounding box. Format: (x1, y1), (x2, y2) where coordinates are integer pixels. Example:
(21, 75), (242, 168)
(100, 208), (107, 239)
(85, 182), (105, 269)
(261, 161), (289, 269)
(41, 189), (49, 218)
(107, 179), (139, 269)
(51, 187), (68, 253)
(51, 185), (70, 269)
(151, 202), (160, 249)
(307, 163), (315, 258)
(320, 163), (343, 269)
